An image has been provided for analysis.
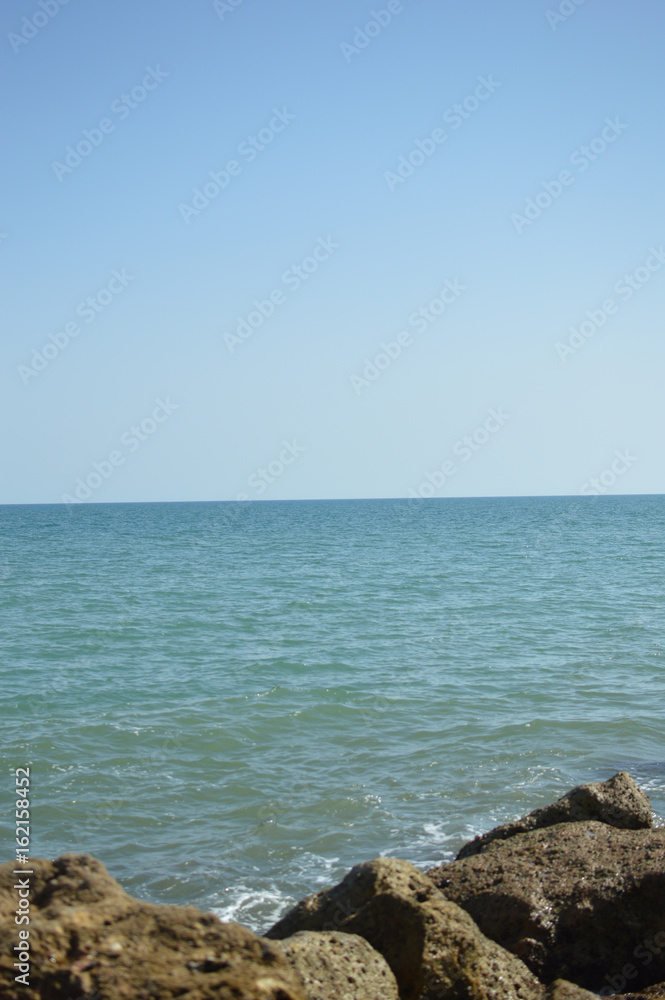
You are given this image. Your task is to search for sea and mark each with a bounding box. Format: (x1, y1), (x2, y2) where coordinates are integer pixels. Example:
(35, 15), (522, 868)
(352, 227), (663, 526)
(2, 495), (664, 933)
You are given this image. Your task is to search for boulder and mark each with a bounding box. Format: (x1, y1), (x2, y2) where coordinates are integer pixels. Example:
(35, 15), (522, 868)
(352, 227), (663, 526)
(276, 929), (399, 999)
(266, 856), (544, 1000)
(457, 772), (652, 859)
(428, 823), (665, 992)
(0, 854), (306, 1000)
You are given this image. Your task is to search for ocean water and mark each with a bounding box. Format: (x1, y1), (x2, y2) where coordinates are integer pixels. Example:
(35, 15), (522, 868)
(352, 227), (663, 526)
(2, 496), (665, 932)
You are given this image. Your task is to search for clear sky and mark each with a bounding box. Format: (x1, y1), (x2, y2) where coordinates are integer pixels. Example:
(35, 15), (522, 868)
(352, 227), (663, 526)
(2, 0), (664, 503)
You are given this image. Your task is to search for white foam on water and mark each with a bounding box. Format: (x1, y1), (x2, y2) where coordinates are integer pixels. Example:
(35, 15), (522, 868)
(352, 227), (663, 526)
(210, 886), (295, 932)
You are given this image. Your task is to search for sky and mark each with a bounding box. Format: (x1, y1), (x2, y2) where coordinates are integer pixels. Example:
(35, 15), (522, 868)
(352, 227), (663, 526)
(1, 0), (664, 503)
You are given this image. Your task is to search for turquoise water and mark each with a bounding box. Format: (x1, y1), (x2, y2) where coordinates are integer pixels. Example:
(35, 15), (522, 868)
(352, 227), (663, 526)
(2, 496), (665, 931)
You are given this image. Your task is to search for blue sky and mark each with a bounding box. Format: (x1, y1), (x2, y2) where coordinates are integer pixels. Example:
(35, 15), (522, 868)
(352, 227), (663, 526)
(1, 0), (664, 503)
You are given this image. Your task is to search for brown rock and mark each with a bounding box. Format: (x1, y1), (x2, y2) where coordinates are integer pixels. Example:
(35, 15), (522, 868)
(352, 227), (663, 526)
(276, 930), (399, 999)
(0, 854), (306, 1000)
(457, 772), (652, 859)
(428, 823), (665, 992)
(545, 981), (597, 1000)
(623, 987), (665, 999)
(266, 856), (544, 1000)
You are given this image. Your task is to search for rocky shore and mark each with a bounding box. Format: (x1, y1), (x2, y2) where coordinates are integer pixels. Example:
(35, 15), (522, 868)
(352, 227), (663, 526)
(2, 772), (665, 999)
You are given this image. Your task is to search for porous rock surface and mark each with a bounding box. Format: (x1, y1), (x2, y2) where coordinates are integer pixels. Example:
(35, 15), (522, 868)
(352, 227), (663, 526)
(545, 978), (665, 999)
(0, 853), (306, 1000)
(266, 856), (543, 1000)
(544, 981), (597, 1000)
(456, 771), (652, 859)
(275, 929), (399, 999)
(545, 979), (598, 1000)
(545, 981), (665, 1000)
(428, 822), (665, 992)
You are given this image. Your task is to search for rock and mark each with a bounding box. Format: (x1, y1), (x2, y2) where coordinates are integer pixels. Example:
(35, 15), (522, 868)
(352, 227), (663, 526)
(428, 823), (665, 992)
(623, 987), (665, 999)
(0, 854), (307, 1000)
(276, 930), (399, 999)
(266, 856), (544, 1000)
(457, 772), (652, 859)
(545, 981), (597, 1000)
